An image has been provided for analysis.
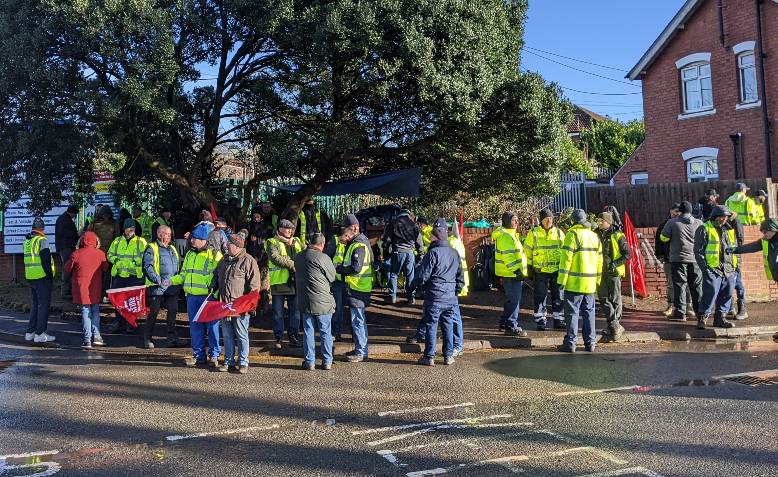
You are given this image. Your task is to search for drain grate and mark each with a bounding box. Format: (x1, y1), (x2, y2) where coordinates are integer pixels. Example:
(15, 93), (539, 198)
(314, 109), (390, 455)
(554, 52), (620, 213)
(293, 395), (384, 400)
(723, 375), (778, 387)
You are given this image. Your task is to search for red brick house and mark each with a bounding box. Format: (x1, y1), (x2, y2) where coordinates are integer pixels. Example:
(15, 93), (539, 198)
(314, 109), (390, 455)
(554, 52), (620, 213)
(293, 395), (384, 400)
(613, 0), (776, 186)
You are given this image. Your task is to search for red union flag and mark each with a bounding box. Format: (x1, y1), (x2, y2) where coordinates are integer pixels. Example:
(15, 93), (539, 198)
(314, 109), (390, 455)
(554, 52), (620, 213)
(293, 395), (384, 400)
(193, 290), (261, 323)
(106, 285), (148, 328)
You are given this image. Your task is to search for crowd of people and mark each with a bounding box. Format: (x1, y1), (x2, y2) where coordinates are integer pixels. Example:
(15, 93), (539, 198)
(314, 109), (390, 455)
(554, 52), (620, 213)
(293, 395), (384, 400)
(20, 187), (778, 369)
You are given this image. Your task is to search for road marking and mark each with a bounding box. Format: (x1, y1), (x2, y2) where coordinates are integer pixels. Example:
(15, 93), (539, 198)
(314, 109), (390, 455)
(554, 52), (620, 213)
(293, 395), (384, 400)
(378, 403), (475, 417)
(353, 414), (513, 436)
(578, 466), (666, 477)
(366, 418), (527, 447)
(405, 446), (628, 477)
(0, 451), (60, 459)
(555, 386), (641, 396)
(711, 369), (778, 380)
(165, 424), (280, 442)
(0, 451), (62, 477)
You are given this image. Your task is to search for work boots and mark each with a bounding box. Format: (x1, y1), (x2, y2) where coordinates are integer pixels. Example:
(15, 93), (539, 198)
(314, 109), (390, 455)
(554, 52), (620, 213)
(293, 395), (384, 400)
(663, 305), (674, 317)
(696, 315), (709, 330)
(713, 313), (735, 329)
(601, 322), (625, 343)
(735, 300), (748, 320)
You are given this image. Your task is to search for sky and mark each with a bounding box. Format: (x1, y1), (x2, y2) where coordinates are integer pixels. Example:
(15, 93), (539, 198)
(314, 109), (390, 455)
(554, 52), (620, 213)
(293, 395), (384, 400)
(522, 0), (688, 122)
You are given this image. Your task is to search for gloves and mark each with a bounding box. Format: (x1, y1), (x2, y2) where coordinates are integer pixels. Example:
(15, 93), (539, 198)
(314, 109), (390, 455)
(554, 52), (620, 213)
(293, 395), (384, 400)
(725, 247), (736, 254)
(161, 278), (172, 288)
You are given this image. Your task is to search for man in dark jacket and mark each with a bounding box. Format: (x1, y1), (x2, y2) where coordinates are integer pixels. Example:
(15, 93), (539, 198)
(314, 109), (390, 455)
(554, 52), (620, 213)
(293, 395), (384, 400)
(382, 209), (423, 305)
(336, 214), (373, 363)
(694, 206), (737, 330)
(411, 218), (465, 366)
(656, 203), (680, 316)
(297, 199), (332, 247)
(596, 212), (631, 342)
(697, 189), (719, 221)
(660, 201), (703, 322)
(55, 205), (80, 298)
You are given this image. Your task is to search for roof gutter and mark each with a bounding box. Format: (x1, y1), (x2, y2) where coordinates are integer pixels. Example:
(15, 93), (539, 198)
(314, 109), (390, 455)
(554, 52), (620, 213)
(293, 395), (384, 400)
(755, 0), (773, 177)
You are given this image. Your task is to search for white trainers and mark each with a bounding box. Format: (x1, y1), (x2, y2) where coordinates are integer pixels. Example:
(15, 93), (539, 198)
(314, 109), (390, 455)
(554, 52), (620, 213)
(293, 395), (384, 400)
(24, 333), (35, 341)
(33, 333), (56, 343)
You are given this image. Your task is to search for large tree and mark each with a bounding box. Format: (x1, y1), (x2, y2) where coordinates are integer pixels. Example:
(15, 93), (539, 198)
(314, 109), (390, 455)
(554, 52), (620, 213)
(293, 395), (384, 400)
(0, 0), (572, 216)
(579, 119), (645, 171)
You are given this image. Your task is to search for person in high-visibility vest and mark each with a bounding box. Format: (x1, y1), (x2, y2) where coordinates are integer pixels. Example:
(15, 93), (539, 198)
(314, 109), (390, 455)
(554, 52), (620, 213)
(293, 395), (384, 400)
(557, 209), (602, 353)
(754, 189), (768, 224)
(524, 209), (565, 331)
(24, 217), (56, 343)
(107, 219), (148, 333)
(297, 198), (331, 247)
(325, 228), (348, 342)
(151, 207), (174, 242)
(336, 214), (373, 363)
(493, 211), (529, 337)
(724, 183), (760, 226)
(411, 218), (465, 366)
(418, 217), (433, 253)
(733, 218), (778, 340)
(266, 219), (304, 349)
(595, 211), (631, 343)
(132, 205), (155, 242)
(141, 224), (182, 350)
(693, 206), (738, 330)
(171, 223), (223, 368)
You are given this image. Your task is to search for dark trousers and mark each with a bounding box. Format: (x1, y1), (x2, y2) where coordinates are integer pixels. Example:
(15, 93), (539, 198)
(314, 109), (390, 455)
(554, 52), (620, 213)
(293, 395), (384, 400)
(670, 262), (702, 318)
(59, 248), (74, 296)
(27, 278), (52, 335)
(388, 252), (416, 300)
(111, 276), (144, 329)
(145, 293), (179, 342)
(501, 277), (523, 329)
(598, 274), (623, 325)
(532, 271), (563, 323)
(421, 302), (456, 359)
(563, 292), (596, 349)
(701, 269), (735, 317)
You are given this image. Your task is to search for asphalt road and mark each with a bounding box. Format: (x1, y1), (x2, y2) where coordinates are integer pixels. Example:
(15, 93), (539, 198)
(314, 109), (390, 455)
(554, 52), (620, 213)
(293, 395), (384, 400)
(1, 338), (777, 477)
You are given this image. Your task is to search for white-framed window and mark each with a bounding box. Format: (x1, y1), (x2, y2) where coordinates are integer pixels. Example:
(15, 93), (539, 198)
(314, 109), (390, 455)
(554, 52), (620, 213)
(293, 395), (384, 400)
(630, 173), (648, 185)
(737, 52), (759, 104)
(687, 157), (718, 182)
(681, 63), (713, 113)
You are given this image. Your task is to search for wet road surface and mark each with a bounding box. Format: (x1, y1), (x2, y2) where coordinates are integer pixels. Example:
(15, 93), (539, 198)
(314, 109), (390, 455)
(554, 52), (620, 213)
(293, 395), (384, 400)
(0, 338), (777, 476)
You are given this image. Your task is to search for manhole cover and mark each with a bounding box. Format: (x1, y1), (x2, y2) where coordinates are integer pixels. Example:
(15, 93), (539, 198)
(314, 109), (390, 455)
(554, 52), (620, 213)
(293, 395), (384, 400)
(723, 375), (778, 387)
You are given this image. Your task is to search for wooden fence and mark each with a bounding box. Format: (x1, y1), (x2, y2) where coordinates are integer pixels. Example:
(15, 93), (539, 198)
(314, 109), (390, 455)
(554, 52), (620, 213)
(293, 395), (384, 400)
(586, 178), (777, 228)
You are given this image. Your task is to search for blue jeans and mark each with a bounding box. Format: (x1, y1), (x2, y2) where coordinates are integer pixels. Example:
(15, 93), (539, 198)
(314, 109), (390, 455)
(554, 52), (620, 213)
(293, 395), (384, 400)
(388, 252), (415, 300)
(27, 278), (52, 335)
(563, 292), (596, 349)
(501, 277), (523, 329)
(733, 268), (745, 302)
(350, 307), (369, 357)
(533, 272), (563, 324)
(331, 281), (345, 336)
(416, 303), (463, 352)
(303, 313), (334, 366)
(421, 302), (456, 359)
(221, 314), (250, 366)
(272, 295), (300, 338)
(81, 304), (102, 344)
(701, 269), (735, 317)
(186, 295), (221, 361)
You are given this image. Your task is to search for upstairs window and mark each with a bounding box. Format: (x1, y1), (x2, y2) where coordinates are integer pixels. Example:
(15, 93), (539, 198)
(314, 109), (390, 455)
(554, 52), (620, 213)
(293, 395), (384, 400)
(681, 63), (713, 113)
(738, 52), (758, 104)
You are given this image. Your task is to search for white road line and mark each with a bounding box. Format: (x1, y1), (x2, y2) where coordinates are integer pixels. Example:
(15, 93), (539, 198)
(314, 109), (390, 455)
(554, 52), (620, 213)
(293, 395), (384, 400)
(367, 419), (529, 447)
(352, 414), (513, 436)
(554, 386), (640, 396)
(405, 445), (628, 477)
(0, 451), (60, 459)
(165, 424), (280, 442)
(578, 466), (666, 477)
(0, 462), (61, 477)
(711, 369), (778, 379)
(378, 403), (475, 417)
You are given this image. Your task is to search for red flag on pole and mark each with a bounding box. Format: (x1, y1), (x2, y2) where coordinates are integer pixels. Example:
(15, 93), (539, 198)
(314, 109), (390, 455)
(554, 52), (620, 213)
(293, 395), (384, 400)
(209, 202), (219, 222)
(193, 290), (261, 324)
(106, 285), (148, 328)
(623, 211), (648, 298)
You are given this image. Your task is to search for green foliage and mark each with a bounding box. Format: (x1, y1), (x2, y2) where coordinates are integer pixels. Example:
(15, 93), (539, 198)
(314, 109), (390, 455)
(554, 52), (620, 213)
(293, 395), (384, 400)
(0, 0), (571, 216)
(579, 119), (645, 170)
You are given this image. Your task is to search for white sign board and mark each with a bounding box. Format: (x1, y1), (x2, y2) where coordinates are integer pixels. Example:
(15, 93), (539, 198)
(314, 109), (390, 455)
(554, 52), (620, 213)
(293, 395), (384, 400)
(2, 199), (67, 254)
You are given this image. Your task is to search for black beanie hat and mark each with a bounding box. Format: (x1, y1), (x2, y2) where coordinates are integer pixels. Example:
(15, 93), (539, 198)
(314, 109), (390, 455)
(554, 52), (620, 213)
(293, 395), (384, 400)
(502, 211), (517, 228)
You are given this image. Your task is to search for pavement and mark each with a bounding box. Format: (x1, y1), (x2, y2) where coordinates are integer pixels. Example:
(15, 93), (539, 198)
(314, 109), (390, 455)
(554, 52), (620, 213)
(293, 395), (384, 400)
(0, 338), (777, 476)
(1, 282), (778, 359)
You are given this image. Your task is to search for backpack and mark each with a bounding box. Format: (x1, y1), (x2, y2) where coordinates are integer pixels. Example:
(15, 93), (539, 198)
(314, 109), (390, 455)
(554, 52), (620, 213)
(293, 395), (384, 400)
(471, 243), (495, 291)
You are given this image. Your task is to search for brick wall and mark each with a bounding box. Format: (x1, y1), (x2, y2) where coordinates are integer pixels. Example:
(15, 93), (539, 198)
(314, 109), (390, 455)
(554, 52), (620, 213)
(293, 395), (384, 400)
(631, 225), (778, 301)
(614, 0), (778, 185)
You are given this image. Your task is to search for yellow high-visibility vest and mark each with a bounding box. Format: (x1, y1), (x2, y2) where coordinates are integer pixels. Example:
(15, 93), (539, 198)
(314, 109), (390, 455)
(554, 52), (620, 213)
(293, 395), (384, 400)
(557, 225), (602, 294)
(494, 227), (528, 278)
(171, 248), (221, 295)
(448, 236), (469, 296)
(266, 237), (302, 286)
(344, 241), (373, 293)
(108, 235), (147, 278)
(703, 222), (738, 269)
(23, 235), (55, 280)
(524, 226), (565, 273)
(144, 242), (180, 287)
